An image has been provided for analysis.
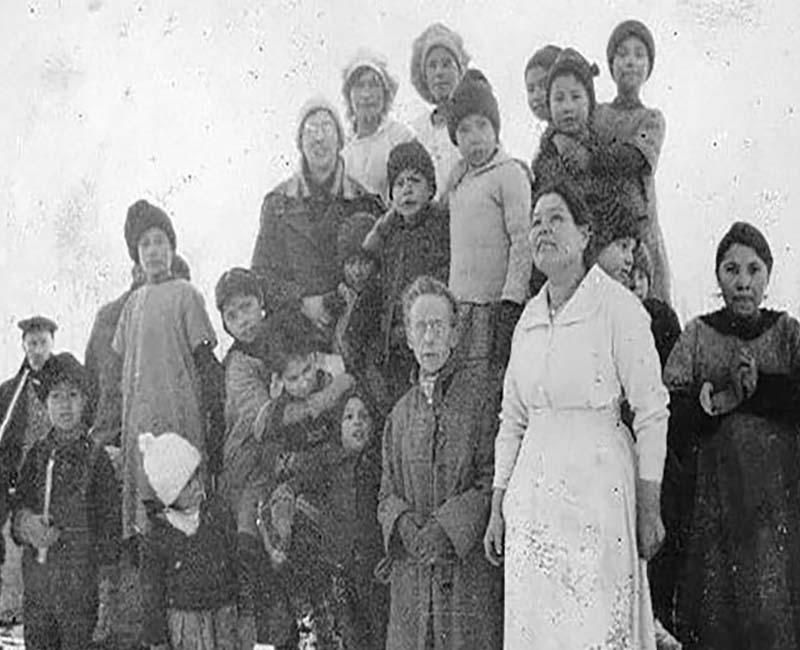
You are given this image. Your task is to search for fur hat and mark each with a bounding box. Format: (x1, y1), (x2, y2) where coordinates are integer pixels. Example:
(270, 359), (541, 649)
(547, 48), (600, 114)
(410, 23), (470, 105)
(590, 197), (641, 255)
(124, 200), (176, 264)
(715, 221), (773, 275)
(524, 44), (562, 76)
(215, 267), (264, 313)
(296, 95), (345, 152)
(337, 212), (377, 267)
(342, 49), (399, 128)
(40, 352), (87, 399)
(387, 140), (436, 200)
(139, 432), (201, 507)
(446, 73), (501, 146)
(18, 315), (57, 336)
(607, 19), (655, 78)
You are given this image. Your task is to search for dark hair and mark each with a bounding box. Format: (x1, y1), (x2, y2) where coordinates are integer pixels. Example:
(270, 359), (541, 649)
(267, 309), (323, 375)
(524, 44), (562, 77)
(532, 178), (594, 269)
(546, 48), (600, 117)
(715, 221), (773, 276)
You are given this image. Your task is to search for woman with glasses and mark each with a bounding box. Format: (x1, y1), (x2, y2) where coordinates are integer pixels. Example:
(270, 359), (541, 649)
(341, 49), (414, 201)
(377, 275), (502, 650)
(250, 96), (384, 346)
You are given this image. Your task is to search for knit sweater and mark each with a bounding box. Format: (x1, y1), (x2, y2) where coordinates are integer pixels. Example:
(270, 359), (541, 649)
(447, 149), (533, 305)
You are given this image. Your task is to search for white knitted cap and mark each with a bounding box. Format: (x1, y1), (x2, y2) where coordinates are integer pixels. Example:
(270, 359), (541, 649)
(138, 432), (201, 507)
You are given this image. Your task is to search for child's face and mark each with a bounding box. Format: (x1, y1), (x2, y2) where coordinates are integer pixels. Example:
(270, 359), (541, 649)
(349, 68), (386, 125)
(455, 114), (497, 168)
(392, 169), (432, 220)
(222, 293), (263, 344)
(525, 65), (550, 122)
(612, 35), (650, 94)
(172, 471), (204, 511)
(138, 227), (174, 282)
(282, 354), (319, 399)
(425, 46), (460, 104)
(341, 396), (373, 454)
(632, 268), (649, 301)
(596, 237), (636, 287)
(46, 381), (85, 432)
(550, 74), (590, 136)
(344, 255), (376, 293)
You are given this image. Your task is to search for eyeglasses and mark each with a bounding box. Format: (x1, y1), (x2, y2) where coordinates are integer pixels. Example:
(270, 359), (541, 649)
(411, 319), (449, 339)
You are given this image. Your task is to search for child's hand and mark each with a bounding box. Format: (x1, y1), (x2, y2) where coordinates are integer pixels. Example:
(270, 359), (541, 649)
(18, 511), (59, 549)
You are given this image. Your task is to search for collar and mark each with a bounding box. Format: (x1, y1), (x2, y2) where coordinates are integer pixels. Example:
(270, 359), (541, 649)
(349, 116), (390, 142)
(700, 307), (782, 341)
(451, 147), (510, 189)
(410, 354), (461, 405)
(611, 95), (644, 110)
(279, 157), (366, 201)
(518, 265), (610, 329)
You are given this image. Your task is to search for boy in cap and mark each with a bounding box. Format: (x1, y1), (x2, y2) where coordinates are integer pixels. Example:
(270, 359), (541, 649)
(363, 139), (450, 403)
(446, 71), (532, 373)
(12, 352), (120, 650)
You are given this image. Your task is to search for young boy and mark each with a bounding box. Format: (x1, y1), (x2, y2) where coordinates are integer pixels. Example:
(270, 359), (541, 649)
(363, 139), (450, 403)
(445, 72), (532, 372)
(12, 352), (120, 650)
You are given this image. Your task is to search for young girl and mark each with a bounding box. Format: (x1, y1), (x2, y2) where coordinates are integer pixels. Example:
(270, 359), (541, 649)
(594, 19), (670, 304)
(523, 44), (562, 161)
(138, 432), (238, 650)
(13, 353), (120, 650)
(363, 139), (450, 403)
(445, 72), (532, 371)
(103, 199), (224, 542)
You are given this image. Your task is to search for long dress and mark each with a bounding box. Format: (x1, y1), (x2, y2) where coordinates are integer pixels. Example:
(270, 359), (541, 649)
(112, 278), (217, 539)
(663, 308), (800, 650)
(494, 265), (669, 649)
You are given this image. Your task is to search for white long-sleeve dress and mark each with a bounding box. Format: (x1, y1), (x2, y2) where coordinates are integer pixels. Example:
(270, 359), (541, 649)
(494, 265), (669, 649)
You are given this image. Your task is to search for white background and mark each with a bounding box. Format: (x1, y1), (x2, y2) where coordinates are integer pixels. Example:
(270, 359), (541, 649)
(1, 0), (799, 377)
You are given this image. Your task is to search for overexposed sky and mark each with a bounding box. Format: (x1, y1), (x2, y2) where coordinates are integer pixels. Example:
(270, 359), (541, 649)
(1, 0), (799, 377)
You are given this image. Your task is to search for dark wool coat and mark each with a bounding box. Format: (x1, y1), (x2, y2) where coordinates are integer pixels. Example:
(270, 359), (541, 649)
(140, 494), (238, 646)
(12, 430), (120, 622)
(377, 358), (503, 650)
(250, 161), (384, 309)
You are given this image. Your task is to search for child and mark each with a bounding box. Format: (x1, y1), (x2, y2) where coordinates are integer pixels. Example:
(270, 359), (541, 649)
(215, 267), (278, 513)
(594, 19), (671, 305)
(100, 199), (224, 542)
(363, 139), (450, 403)
(445, 72), (532, 371)
(138, 432), (238, 650)
(330, 213), (390, 414)
(12, 352), (120, 650)
(523, 44), (562, 160)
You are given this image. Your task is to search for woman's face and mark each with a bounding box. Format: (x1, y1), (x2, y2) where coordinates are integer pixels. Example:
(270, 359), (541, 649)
(300, 109), (340, 172)
(612, 35), (650, 94)
(222, 293), (263, 344)
(424, 46), (460, 103)
(717, 243), (769, 319)
(525, 65), (550, 121)
(549, 73), (591, 136)
(596, 237), (637, 286)
(529, 192), (590, 276)
(349, 68), (386, 127)
(406, 293), (457, 376)
(138, 227), (174, 282)
(341, 396), (373, 454)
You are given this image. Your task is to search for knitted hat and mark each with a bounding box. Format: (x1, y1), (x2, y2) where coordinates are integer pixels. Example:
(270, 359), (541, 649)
(342, 49), (399, 127)
(40, 352), (87, 398)
(547, 48), (600, 114)
(124, 200), (176, 264)
(590, 197), (641, 255)
(18, 315), (57, 336)
(387, 140), (436, 200)
(337, 212), (377, 267)
(138, 432), (201, 507)
(632, 241), (653, 282)
(524, 44), (562, 76)
(296, 95), (345, 152)
(446, 73), (501, 146)
(410, 23), (471, 104)
(607, 19), (655, 78)
(715, 221), (773, 275)
(215, 267), (264, 313)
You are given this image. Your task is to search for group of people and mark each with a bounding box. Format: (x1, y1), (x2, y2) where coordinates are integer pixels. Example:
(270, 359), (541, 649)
(0, 16), (797, 650)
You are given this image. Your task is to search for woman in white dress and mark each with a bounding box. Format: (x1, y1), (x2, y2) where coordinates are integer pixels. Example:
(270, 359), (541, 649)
(483, 179), (669, 649)
(341, 49), (413, 201)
